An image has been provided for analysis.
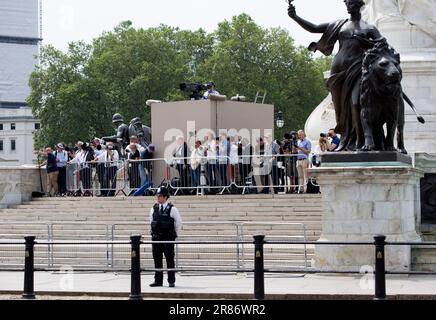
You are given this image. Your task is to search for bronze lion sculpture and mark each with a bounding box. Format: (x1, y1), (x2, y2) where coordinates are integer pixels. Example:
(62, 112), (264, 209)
(360, 41), (406, 153)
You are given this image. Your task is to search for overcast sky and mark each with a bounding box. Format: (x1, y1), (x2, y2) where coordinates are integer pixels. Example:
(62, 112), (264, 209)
(42, 0), (345, 51)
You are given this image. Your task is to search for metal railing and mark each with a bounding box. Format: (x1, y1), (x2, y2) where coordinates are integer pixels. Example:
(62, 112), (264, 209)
(66, 160), (126, 196)
(0, 221), (310, 271)
(5, 235), (436, 300)
(63, 154), (320, 197)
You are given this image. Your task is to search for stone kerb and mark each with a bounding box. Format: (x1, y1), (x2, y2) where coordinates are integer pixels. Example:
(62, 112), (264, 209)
(310, 166), (424, 272)
(0, 166), (45, 208)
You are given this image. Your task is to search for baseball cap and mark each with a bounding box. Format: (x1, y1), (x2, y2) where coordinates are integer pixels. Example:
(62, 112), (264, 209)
(57, 143), (64, 149)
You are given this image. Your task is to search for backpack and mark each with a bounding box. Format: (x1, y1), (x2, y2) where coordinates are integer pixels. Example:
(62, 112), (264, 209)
(306, 178), (320, 194)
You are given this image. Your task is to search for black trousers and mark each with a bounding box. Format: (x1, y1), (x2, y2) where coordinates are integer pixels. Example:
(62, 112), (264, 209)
(152, 240), (176, 284)
(80, 167), (92, 190)
(96, 164), (105, 190)
(128, 163), (140, 189)
(57, 167), (67, 194)
(102, 166), (117, 196)
(176, 164), (189, 188)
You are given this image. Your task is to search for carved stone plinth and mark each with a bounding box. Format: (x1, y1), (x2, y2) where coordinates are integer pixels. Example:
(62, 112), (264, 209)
(311, 159), (423, 272)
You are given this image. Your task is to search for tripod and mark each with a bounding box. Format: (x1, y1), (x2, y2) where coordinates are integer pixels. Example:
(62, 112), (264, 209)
(34, 155), (46, 197)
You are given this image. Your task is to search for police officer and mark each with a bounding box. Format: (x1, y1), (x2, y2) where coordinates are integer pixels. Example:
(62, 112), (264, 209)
(149, 187), (182, 287)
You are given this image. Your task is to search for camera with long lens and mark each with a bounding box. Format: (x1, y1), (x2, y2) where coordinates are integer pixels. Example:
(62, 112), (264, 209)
(180, 83), (208, 100)
(290, 132), (298, 148)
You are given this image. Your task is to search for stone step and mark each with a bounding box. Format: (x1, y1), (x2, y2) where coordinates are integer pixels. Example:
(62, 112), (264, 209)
(0, 195), (322, 270)
(0, 211), (323, 218)
(4, 207), (323, 214)
(0, 219), (323, 226)
(0, 227), (321, 234)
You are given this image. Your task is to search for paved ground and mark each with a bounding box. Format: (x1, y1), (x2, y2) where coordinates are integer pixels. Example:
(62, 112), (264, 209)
(1, 271), (436, 300)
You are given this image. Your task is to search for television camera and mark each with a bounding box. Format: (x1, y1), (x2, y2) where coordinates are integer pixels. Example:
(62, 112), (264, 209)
(179, 83), (208, 100)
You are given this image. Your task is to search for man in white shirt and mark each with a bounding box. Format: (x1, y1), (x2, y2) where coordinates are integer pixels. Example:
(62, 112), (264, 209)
(149, 187), (182, 287)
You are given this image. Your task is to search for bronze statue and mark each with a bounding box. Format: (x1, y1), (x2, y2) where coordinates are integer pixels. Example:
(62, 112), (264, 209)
(360, 41), (404, 152)
(287, 0), (424, 153)
(102, 113), (130, 155)
(129, 117), (152, 148)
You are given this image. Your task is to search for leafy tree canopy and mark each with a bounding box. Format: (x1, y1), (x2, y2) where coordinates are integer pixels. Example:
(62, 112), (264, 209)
(29, 15), (330, 148)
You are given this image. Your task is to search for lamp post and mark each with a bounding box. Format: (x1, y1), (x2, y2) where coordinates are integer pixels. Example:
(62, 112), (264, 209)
(275, 111), (285, 129)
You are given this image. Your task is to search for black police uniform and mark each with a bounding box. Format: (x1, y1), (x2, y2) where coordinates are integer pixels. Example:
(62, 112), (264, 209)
(151, 202), (177, 286)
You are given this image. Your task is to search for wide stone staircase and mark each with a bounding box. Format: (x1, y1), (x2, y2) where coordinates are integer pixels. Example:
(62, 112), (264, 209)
(0, 194), (323, 271)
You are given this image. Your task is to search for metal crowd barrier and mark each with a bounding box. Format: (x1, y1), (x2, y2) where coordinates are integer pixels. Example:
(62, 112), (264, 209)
(66, 160), (126, 196)
(126, 154), (313, 196)
(63, 153), (321, 197)
(0, 221), (309, 271)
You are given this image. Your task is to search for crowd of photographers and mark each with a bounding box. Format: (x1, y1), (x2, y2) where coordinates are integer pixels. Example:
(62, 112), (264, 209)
(36, 127), (341, 197)
(168, 128), (341, 196)
(37, 135), (155, 197)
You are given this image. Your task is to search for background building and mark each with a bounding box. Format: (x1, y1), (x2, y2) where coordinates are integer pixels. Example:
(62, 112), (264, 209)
(0, 0), (40, 165)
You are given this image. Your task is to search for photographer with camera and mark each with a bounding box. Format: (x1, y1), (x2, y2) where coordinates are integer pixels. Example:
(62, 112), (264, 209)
(70, 142), (94, 196)
(126, 143), (141, 192)
(204, 131), (218, 191)
(37, 147), (59, 197)
(293, 130), (312, 194)
(203, 82), (220, 100)
(328, 129), (341, 151)
(94, 141), (119, 197)
(173, 136), (190, 193)
(190, 140), (205, 189)
(283, 132), (299, 193)
(54, 143), (68, 196)
(312, 133), (331, 168)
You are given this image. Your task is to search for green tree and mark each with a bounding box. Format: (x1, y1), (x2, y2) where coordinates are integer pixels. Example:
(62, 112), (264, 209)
(28, 16), (328, 147)
(29, 22), (213, 147)
(28, 42), (94, 148)
(197, 14), (328, 138)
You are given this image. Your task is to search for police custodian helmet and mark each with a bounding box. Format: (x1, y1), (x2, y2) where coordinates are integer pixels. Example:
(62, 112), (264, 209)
(156, 187), (170, 198)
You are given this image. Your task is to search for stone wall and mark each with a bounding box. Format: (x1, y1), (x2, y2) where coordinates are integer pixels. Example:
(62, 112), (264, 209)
(0, 166), (45, 208)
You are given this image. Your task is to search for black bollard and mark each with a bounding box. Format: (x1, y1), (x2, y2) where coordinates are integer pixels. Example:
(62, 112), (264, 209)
(374, 235), (387, 300)
(23, 236), (36, 299)
(254, 235), (265, 300)
(129, 234), (143, 300)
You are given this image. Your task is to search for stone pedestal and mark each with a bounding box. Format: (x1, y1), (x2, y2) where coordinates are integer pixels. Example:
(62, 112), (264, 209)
(0, 166), (46, 209)
(311, 159), (423, 272)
